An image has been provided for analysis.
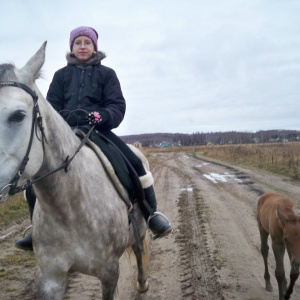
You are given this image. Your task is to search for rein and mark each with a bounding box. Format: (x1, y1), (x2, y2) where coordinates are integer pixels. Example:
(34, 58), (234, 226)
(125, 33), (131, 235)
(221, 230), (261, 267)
(0, 81), (94, 199)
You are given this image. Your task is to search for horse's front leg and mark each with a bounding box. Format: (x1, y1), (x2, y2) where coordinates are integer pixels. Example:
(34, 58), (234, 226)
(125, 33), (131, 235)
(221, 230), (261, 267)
(259, 227), (272, 291)
(36, 268), (69, 300)
(272, 241), (287, 300)
(284, 264), (300, 300)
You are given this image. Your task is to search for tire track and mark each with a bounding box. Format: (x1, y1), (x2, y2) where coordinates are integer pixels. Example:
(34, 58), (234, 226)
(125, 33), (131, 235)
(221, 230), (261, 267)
(176, 184), (224, 299)
(164, 160), (224, 299)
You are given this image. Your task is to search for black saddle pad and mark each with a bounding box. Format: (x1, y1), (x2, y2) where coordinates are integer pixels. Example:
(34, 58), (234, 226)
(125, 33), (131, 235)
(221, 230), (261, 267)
(78, 126), (144, 204)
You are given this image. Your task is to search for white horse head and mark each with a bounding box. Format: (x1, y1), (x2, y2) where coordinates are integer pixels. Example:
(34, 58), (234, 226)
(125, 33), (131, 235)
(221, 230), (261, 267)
(0, 42), (47, 200)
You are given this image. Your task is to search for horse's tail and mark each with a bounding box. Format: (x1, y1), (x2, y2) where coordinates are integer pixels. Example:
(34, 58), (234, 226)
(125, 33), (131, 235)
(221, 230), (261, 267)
(141, 232), (150, 272)
(125, 231), (151, 272)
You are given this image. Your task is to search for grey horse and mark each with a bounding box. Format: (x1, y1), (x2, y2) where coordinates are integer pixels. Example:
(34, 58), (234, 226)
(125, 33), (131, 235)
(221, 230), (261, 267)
(0, 42), (150, 300)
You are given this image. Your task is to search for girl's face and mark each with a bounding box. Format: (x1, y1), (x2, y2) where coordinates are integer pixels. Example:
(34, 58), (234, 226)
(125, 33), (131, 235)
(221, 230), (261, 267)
(72, 36), (96, 62)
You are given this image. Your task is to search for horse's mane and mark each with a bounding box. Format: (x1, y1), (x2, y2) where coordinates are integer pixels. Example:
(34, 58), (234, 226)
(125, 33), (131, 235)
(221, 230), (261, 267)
(0, 63), (18, 81)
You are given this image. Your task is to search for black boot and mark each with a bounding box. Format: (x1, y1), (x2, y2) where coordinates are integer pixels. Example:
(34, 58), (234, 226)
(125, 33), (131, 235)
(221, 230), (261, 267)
(15, 231), (33, 251)
(142, 185), (172, 239)
(15, 186), (36, 251)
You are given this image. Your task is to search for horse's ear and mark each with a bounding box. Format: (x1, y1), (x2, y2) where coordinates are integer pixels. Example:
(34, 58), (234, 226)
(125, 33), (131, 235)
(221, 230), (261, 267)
(18, 41), (47, 84)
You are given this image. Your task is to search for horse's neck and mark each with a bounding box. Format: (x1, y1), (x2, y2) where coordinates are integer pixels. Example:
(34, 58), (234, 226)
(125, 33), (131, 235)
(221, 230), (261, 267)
(33, 95), (82, 200)
(41, 96), (79, 159)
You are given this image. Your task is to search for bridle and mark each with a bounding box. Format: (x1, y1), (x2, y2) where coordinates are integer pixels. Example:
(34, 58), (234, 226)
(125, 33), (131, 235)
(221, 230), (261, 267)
(0, 81), (45, 198)
(0, 81), (94, 201)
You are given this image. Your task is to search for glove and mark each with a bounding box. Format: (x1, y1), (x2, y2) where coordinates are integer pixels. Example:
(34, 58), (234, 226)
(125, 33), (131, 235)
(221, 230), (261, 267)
(88, 111), (103, 125)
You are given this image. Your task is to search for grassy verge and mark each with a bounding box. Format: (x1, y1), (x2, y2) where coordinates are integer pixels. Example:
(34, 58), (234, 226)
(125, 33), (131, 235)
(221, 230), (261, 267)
(0, 194), (28, 228)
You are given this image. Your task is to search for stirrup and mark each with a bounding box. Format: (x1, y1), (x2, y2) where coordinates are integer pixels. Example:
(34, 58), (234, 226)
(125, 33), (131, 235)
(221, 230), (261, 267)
(15, 227), (33, 251)
(23, 189), (28, 201)
(23, 225), (32, 237)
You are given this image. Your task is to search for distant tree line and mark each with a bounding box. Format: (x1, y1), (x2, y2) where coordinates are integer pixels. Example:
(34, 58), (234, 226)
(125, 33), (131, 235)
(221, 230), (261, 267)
(120, 130), (300, 147)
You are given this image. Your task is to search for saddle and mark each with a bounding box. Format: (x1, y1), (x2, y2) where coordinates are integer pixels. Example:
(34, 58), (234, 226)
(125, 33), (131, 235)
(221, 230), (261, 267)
(74, 126), (144, 207)
(74, 126), (146, 251)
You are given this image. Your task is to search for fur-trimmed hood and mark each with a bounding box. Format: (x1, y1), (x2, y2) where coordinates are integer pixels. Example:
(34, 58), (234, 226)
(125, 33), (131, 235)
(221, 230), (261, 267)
(66, 51), (106, 66)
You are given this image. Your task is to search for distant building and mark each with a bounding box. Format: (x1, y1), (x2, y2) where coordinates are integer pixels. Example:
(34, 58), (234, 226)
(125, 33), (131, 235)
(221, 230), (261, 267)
(132, 141), (142, 148)
(159, 141), (170, 147)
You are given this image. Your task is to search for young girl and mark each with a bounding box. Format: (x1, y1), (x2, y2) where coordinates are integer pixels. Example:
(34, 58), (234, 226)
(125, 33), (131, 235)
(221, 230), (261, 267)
(16, 26), (172, 250)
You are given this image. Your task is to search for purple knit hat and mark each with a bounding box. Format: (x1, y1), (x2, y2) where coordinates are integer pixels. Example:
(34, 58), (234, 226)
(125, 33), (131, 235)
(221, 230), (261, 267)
(69, 26), (98, 51)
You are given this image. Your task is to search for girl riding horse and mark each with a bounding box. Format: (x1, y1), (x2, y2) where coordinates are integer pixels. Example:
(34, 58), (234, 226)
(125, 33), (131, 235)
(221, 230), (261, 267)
(16, 26), (172, 250)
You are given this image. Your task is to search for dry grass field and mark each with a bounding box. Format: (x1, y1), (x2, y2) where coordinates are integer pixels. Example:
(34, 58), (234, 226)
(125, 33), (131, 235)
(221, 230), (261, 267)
(143, 142), (300, 182)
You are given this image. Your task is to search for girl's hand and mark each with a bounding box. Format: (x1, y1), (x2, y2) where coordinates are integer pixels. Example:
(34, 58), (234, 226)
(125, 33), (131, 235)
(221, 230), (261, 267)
(88, 111), (103, 124)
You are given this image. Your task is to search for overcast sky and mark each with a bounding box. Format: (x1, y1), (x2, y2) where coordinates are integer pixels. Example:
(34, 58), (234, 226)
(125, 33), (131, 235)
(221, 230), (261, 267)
(1, 0), (299, 136)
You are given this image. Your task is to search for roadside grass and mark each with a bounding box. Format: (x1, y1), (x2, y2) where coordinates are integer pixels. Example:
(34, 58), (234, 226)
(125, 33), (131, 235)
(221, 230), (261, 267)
(0, 193), (28, 228)
(0, 251), (35, 273)
(194, 142), (300, 181)
(0, 250), (36, 297)
(0, 194), (35, 298)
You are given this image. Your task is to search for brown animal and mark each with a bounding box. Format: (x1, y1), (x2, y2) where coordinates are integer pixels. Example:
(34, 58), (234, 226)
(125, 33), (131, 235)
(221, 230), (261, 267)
(257, 192), (300, 300)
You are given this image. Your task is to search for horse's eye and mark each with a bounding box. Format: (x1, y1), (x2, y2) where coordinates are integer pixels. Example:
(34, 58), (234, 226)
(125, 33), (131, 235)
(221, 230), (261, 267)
(8, 110), (26, 123)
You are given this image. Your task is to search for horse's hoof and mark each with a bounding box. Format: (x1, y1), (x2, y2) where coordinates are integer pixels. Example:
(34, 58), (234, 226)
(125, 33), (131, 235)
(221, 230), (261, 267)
(137, 280), (149, 293)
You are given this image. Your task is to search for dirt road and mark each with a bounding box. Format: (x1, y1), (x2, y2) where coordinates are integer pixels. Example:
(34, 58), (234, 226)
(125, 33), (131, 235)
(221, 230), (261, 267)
(1, 151), (300, 299)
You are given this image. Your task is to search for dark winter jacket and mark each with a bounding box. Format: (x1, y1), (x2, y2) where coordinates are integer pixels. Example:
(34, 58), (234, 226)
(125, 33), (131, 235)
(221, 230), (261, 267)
(46, 51), (126, 130)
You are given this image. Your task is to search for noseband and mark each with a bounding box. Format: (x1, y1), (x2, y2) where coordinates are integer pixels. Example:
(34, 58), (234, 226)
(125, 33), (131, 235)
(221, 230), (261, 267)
(0, 81), (95, 201)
